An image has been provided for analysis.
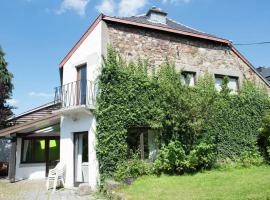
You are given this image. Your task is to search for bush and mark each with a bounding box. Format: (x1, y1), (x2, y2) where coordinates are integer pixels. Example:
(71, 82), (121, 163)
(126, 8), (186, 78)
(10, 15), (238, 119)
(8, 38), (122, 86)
(187, 143), (216, 171)
(154, 141), (186, 174)
(114, 154), (153, 181)
(240, 151), (263, 167)
(154, 141), (216, 174)
(258, 112), (270, 161)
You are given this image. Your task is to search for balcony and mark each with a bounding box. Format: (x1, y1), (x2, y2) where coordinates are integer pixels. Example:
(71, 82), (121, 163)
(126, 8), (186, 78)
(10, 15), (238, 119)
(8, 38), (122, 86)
(54, 80), (97, 114)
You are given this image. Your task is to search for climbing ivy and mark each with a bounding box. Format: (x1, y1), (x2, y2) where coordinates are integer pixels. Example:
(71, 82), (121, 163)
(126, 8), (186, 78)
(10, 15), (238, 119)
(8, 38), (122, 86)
(96, 47), (270, 178)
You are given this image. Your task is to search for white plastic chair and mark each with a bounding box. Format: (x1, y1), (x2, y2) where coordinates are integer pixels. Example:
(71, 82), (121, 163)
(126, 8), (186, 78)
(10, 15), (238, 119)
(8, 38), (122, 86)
(46, 162), (65, 191)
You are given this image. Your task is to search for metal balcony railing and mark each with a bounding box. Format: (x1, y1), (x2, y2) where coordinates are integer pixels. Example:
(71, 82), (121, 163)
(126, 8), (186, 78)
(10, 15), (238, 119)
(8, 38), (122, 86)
(54, 80), (97, 109)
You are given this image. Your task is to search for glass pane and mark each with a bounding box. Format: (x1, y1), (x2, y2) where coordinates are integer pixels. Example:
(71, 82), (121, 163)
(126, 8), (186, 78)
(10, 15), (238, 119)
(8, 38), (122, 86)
(215, 77), (223, 92)
(79, 66), (87, 105)
(82, 134), (88, 162)
(143, 133), (149, 159)
(34, 139), (45, 162)
(22, 140), (33, 162)
(181, 72), (195, 86)
(49, 139), (60, 161)
(228, 78), (238, 93)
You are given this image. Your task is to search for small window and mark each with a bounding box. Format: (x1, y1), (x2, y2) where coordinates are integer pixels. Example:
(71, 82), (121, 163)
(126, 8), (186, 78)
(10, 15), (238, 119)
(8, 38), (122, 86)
(215, 75), (239, 93)
(181, 71), (196, 86)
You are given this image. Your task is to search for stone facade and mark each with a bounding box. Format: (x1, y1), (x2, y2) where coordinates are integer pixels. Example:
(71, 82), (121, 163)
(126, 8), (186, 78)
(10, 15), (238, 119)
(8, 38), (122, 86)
(106, 22), (270, 93)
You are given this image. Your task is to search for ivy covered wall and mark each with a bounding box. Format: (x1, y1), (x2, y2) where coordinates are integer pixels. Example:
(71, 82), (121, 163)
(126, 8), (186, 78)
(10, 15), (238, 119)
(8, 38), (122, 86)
(96, 47), (270, 178)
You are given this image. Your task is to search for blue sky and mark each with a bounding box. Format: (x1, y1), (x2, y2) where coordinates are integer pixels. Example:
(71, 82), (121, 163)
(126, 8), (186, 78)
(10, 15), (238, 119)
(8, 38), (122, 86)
(1, 0), (270, 115)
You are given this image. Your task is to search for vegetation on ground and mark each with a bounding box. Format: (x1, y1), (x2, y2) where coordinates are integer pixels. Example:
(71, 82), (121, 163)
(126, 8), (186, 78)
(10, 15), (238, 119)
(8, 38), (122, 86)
(117, 166), (270, 200)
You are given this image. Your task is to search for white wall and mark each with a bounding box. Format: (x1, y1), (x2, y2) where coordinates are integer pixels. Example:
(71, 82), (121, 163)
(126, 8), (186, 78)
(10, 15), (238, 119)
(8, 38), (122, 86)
(60, 20), (110, 189)
(62, 21), (106, 85)
(15, 138), (46, 180)
(60, 112), (98, 189)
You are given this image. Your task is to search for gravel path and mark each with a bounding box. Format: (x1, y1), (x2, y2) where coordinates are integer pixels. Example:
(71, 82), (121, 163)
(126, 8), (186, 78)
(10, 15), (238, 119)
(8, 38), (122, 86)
(0, 179), (106, 200)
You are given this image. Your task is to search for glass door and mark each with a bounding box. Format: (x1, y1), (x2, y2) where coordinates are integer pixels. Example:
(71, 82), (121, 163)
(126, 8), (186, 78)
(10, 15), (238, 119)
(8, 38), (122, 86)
(77, 65), (87, 105)
(46, 139), (60, 176)
(74, 132), (89, 186)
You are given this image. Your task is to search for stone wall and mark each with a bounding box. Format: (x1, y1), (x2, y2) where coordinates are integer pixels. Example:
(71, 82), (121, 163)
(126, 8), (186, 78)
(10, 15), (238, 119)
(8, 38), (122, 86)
(106, 22), (270, 93)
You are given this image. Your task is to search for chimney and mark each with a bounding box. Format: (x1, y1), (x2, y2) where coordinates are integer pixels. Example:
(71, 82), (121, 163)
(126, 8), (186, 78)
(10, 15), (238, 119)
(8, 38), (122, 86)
(146, 6), (167, 24)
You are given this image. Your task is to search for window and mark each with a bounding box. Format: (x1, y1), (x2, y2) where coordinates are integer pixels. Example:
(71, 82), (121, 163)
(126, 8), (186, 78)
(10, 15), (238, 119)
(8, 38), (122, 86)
(21, 138), (60, 163)
(127, 129), (149, 160)
(181, 71), (196, 86)
(215, 75), (239, 93)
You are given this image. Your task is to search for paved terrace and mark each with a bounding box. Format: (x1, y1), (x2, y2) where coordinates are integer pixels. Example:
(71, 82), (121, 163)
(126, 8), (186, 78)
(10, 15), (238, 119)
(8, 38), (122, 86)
(0, 179), (107, 200)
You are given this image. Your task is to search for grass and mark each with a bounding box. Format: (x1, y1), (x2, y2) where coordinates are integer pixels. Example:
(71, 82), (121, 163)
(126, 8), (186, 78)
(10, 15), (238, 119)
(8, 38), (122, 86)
(117, 166), (270, 200)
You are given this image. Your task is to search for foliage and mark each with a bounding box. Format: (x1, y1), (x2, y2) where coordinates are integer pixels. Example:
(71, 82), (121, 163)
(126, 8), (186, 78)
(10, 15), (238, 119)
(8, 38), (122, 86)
(153, 141), (186, 174)
(154, 141), (215, 174)
(0, 47), (13, 129)
(205, 81), (270, 161)
(258, 111), (270, 161)
(239, 151), (264, 167)
(187, 142), (216, 171)
(96, 47), (270, 178)
(114, 153), (153, 181)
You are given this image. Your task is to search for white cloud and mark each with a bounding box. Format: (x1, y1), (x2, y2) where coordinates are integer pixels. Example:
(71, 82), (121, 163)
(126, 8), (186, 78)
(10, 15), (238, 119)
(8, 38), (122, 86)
(56, 0), (89, 16)
(118, 0), (147, 16)
(96, 0), (147, 17)
(162, 0), (191, 4)
(28, 92), (54, 98)
(96, 0), (115, 16)
(6, 99), (19, 106)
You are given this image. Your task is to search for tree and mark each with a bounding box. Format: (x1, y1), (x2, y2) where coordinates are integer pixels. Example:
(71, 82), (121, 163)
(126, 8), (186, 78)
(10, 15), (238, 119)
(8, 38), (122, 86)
(0, 47), (13, 129)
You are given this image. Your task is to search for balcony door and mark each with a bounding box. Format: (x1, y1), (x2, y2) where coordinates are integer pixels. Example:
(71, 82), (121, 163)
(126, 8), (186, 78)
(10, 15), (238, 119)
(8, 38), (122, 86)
(77, 64), (87, 105)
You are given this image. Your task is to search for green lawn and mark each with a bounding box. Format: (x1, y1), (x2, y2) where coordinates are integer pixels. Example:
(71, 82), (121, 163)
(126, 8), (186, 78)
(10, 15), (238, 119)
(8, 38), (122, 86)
(118, 166), (270, 200)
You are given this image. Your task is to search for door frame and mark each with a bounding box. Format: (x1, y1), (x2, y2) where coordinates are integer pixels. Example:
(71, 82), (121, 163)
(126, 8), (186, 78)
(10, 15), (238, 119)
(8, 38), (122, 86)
(73, 131), (88, 187)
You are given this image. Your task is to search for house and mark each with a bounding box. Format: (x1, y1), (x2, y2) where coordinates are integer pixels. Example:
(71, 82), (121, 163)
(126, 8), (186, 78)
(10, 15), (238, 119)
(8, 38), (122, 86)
(0, 7), (269, 190)
(257, 66), (270, 82)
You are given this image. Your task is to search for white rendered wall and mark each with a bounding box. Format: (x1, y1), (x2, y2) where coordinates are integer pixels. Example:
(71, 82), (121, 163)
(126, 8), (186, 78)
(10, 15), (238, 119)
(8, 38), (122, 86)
(60, 20), (109, 189)
(62, 21), (105, 85)
(15, 138), (46, 180)
(60, 113), (98, 189)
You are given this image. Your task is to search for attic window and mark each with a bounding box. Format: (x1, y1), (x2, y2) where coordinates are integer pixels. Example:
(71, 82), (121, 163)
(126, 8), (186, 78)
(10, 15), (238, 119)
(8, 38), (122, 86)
(146, 7), (167, 24)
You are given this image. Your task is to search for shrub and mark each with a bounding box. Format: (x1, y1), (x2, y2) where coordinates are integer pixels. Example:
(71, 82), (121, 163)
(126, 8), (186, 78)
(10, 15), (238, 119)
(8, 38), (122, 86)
(187, 143), (216, 171)
(154, 141), (216, 174)
(154, 140), (186, 174)
(239, 151), (263, 167)
(258, 111), (270, 161)
(114, 154), (153, 181)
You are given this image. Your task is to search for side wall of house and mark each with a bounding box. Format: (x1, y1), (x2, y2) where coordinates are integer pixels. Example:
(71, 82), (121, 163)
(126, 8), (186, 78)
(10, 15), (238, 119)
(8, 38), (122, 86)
(15, 138), (46, 180)
(105, 22), (270, 92)
(60, 21), (105, 189)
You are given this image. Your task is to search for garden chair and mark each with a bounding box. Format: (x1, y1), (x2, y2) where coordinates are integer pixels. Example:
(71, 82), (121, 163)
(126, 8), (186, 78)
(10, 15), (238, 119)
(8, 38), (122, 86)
(46, 162), (65, 191)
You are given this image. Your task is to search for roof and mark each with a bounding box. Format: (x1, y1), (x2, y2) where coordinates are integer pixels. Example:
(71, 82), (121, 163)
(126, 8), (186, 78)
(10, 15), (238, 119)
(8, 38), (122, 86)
(58, 8), (270, 89)
(118, 15), (222, 41)
(257, 67), (270, 81)
(7, 101), (60, 125)
(0, 102), (61, 137)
